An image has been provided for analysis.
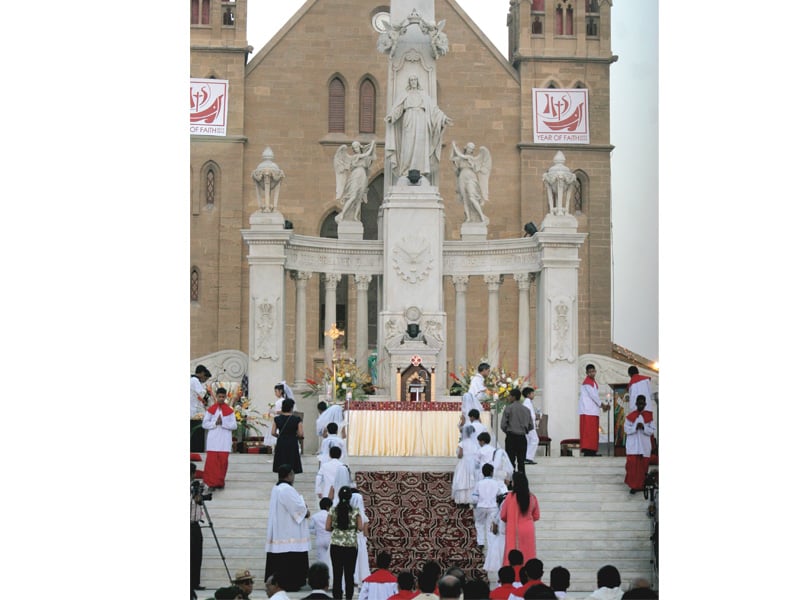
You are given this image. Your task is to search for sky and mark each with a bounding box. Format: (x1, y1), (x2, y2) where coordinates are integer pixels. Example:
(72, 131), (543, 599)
(246, 0), (660, 362)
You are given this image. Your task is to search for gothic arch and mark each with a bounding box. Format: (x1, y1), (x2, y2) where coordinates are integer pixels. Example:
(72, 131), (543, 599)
(200, 160), (221, 209)
(358, 75), (378, 134)
(328, 74), (347, 133)
(573, 169), (589, 214)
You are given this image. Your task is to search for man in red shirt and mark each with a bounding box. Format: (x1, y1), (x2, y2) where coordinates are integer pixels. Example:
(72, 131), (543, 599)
(385, 572), (415, 600)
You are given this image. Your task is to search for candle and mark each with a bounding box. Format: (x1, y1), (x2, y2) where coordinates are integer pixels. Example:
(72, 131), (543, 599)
(431, 367), (436, 402)
(395, 367), (401, 401)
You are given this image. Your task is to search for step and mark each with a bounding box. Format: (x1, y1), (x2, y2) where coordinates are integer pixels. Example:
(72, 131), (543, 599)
(195, 453), (656, 594)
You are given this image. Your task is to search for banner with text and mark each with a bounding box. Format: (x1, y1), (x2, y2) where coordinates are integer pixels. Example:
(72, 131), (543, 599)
(190, 78), (229, 136)
(532, 88), (589, 144)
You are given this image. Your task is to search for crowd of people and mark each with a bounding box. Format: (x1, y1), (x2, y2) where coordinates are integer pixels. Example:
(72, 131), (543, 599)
(190, 362), (658, 600)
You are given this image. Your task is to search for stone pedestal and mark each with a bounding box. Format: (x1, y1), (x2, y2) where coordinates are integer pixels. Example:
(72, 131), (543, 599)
(460, 221), (488, 241)
(379, 184), (448, 398)
(533, 216), (586, 450)
(241, 212), (292, 414)
(336, 220), (364, 240)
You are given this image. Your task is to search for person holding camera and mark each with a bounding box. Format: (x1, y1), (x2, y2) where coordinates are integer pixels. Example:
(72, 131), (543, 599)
(191, 365), (212, 452)
(191, 462), (211, 596)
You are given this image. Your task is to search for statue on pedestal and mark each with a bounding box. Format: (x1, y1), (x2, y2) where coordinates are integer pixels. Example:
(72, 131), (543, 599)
(251, 147), (285, 213)
(385, 75), (452, 184)
(543, 151), (577, 217)
(333, 141), (376, 223)
(450, 142), (492, 224)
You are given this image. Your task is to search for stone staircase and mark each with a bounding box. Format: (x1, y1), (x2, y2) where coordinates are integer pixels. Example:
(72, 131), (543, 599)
(194, 453), (656, 596)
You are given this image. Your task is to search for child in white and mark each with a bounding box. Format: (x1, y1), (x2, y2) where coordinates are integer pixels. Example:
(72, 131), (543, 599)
(482, 494), (507, 577)
(472, 463), (508, 547)
(318, 421), (348, 465)
(308, 496), (333, 576)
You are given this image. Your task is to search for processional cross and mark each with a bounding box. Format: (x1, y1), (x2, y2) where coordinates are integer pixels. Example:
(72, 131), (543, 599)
(324, 323), (345, 400)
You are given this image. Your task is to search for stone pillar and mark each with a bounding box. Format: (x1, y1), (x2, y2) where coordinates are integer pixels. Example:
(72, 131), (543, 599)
(534, 218), (586, 449)
(515, 273), (532, 379)
(291, 271), (312, 388)
(452, 275), (469, 373)
(241, 211), (292, 414)
(355, 274), (372, 369)
(485, 274), (503, 368)
(323, 273), (341, 367)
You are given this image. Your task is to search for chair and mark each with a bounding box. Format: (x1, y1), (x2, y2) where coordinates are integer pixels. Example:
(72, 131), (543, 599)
(536, 414), (551, 457)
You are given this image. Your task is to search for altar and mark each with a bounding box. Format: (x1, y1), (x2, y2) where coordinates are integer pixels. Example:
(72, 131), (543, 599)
(346, 400), (492, 457)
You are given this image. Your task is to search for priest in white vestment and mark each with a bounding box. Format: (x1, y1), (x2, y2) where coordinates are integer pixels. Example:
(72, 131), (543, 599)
(264, 465), (311, 592)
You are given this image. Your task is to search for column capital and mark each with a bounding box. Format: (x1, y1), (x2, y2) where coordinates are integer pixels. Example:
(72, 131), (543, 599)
(290, 270), (313, 283)
(354, 274), (373, 290)
(324, 272), (342, 291)
(514, 272), (532, 290)
(484, 274), (504, 290)
(452, 274), (469, 292)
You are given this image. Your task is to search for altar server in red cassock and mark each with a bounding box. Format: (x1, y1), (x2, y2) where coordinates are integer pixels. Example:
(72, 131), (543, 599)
(202, 387), (238, 489)
(624, 395), (656, 493)
(578, 364), (607, 456)
(627, 366), (653, 413)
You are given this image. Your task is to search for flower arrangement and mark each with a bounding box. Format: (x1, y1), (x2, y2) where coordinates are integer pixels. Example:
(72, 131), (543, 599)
(302, 357), (373, 401)
(449, 363), (531, 413)
(232, 397), (270, 440)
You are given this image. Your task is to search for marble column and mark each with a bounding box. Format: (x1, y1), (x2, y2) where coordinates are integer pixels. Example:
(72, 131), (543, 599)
(484, 274), (503, 368)
(323, 273), (341, 367)
(355, 274), (372, 370)
(452, 275), (469, 373)
(291, 271), (312, 388)
(515, 273), (532, 379)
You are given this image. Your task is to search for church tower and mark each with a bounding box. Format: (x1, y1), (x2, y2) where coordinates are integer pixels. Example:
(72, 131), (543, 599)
(507, 0), (615, 358)
(190, 0), (250, 356)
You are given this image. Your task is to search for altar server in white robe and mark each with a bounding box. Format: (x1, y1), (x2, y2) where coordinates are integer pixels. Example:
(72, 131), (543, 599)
(460, 362), (491, 427)
(264, 465), (311, 592)
(627, 366), (654, 413)
(521, 387), (540, 464)
(202, 387), (238, 489)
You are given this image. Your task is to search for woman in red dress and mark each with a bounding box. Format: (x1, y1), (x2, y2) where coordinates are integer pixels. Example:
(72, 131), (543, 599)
(500, 471), (540, 564)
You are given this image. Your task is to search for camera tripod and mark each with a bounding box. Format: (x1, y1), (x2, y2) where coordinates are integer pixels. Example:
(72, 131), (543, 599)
(192, 483), (233, 584)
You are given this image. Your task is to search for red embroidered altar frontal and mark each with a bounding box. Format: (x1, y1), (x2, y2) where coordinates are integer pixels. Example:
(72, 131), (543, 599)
(348, 401), (461, 411)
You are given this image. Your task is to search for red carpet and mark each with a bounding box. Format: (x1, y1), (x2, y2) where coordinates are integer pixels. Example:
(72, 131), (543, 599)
(355, 471), (485, 580)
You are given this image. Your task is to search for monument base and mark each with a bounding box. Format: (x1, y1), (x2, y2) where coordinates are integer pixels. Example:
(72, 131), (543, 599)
(249, 210), (285, 227)
(460, 221), (488, 241)
(336, 220), (364, 240)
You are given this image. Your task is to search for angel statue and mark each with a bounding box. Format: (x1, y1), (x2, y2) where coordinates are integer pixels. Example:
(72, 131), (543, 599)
(450, 141), (492, 224)
(333, 141), (376, 223)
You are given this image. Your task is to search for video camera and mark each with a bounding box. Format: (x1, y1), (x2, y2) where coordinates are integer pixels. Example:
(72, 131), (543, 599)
(191, 479), (213, 502)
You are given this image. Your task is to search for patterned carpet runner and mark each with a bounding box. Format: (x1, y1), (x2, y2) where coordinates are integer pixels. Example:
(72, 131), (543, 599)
(355, 471), (485, 580)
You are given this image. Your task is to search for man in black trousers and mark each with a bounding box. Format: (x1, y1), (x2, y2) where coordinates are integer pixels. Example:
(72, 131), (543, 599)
(500, 388), (534, 472)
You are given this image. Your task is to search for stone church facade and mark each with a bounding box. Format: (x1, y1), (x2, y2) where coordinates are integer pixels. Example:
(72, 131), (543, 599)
(190, 0), (615, 388)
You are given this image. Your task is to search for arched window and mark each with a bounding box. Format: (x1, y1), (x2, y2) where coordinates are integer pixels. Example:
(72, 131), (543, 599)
(586, 0), (600, 37)
(531, 0), (545, 34)
(547, 81), (558, 89)
(565, 5), (574, 35)
(191, 267), (200, 302)
(328, 77), (346, 133)
(202, 162), (220, 208)
(191, 0), (210, 25)
(574, 170), (589, 214)
(359, 79), (376, 134)
(318, 213), (348, 348)
(556, 4), (564, 35)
